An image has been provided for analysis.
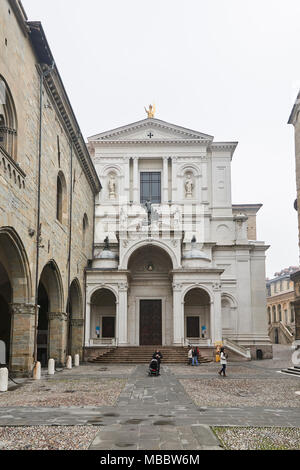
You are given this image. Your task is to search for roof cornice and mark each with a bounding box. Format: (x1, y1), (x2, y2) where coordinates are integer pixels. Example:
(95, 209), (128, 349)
(91, 139), (212, 146)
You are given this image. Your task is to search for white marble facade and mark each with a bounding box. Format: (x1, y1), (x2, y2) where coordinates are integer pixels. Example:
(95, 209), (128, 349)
(85, 117), (271, 355)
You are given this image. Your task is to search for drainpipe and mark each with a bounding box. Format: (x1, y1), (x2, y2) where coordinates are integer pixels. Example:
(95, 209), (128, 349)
(33, 62), (55, 367)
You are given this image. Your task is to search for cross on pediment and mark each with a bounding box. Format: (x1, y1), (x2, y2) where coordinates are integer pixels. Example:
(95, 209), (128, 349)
(148, 132), (154, 139)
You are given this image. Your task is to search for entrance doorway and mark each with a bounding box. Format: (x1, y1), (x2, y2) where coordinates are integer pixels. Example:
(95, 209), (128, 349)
(140, 300), (162, 345)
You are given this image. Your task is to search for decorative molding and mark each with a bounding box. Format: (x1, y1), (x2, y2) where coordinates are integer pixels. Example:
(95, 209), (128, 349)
(48, 312), (68, 321)
(10, 303), (35, 315)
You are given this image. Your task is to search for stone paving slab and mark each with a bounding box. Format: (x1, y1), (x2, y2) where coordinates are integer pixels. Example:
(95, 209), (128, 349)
(1, 356), (300, 450)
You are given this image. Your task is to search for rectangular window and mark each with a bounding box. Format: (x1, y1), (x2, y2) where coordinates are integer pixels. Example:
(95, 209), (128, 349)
(140, 172), (161, 204)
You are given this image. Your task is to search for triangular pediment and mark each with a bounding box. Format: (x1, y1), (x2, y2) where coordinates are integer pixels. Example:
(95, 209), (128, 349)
(88, 118), (214, 143)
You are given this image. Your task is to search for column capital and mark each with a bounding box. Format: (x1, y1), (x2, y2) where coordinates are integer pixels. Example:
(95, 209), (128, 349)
(118, 283), (128, 292)
(10, 303), (36, 316)
(48, 312), (68, 322)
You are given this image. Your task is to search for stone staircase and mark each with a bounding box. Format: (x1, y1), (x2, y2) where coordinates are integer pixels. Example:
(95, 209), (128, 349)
(281, 365), (300, 377)
(89, 346), (212, 364)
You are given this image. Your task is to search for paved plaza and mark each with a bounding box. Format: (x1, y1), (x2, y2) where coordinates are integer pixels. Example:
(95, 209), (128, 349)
(0, 346), (299, 450)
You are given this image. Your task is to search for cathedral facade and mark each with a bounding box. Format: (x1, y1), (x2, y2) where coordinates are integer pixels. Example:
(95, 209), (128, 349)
(85, 116), (272, 359)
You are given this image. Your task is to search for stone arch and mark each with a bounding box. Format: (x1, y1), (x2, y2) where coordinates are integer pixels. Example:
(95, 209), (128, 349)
(0, 227), (32, 370)
(178, 163), (201, 178)
(39, 260), (64, 313)
(67, 278), (83, 357)
(88, 284), (119, 304)
(38, 260), (65, 366)
(183, 287), (211, 342)
(90, 288), (117, 342)
(0, 75), (18, 160)
(121, 239), (179, 270)
(221, 293), (237, 337)
(0, 227), (32, 302)
(182, 284), (213, 302)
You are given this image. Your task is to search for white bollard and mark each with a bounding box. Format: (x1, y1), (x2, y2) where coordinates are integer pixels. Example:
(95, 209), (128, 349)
(48, 359), (55, 375)
(0, 368), (8, 392)
(33, 362), (41, 380)
(74, 354), (80, 367)
(66, 356), (72, 369)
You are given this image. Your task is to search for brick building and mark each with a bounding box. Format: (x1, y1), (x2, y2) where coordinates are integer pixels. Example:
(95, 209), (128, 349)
(266, 267), (298, 344)
(0, 0), (100, 375)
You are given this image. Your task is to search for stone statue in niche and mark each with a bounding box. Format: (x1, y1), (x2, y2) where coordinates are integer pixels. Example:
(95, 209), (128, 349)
(108, 174), (117, 199)
(185, 174), (194, 198)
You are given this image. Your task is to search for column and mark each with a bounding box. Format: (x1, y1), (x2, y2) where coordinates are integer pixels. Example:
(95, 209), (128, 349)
(123, 156), (130, 203)
(173, 283), (184, 345)
(163, 157), (169, 203)
(171, 157), (177, 202)
(48, 312), (68, 367)
(70, 318), (84, 359)
(118, 283), (128, 345)
(133, 157), (139, 204)
(10, 303), (36, 376)
(85, 302), (91, 347)
(211, 284), (222, 343)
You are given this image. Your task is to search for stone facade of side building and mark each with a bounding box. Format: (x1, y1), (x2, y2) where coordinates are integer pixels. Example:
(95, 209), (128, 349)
(266, 267), (298, 344)
(84, 115), (272, 360)
(0, 0), (101, 375)
(289, 90), (300, 346)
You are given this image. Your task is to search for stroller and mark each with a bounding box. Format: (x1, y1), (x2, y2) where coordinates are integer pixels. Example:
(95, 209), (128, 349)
(148, 358), (160, 376)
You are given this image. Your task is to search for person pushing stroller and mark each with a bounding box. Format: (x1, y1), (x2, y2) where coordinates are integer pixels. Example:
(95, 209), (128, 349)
(152, 350), (163, 375)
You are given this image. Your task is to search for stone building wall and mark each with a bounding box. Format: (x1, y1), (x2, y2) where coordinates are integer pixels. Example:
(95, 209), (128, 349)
(0, 0), (100, 375)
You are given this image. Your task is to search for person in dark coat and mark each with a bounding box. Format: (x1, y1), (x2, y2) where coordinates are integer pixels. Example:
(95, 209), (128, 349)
(152, 350), (163, 374)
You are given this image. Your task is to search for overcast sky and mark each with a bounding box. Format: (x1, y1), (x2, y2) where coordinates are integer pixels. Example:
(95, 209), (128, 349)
(23, 0), (300, 278)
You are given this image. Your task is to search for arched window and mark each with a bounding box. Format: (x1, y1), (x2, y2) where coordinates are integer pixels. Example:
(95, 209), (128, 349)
(0, 76), (17, 160)
(82, 213), (89, 248)
(272, 305), (276, 323)
(56, 171), (67, 224)
(278, 304), (282, 322)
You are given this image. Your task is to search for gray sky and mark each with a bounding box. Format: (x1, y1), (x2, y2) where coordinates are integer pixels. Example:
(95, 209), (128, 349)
(23, 0), (300, 278)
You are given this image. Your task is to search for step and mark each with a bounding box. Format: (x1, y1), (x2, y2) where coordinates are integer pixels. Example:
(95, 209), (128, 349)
(281, 368), (300, 376)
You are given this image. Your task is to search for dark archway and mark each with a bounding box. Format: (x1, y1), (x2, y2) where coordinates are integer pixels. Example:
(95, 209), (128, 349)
(37, 282), (49, 367)
(0, 262), (12, 364)
(90, 288), (117, 344)
(184, 288), (211, 341)
(67, 279), (83, 356)
(38, 261), (64, 365)
(0, 228), (31, 373)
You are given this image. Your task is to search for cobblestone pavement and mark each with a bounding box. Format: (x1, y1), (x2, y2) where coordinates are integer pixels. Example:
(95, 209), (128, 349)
(1, 357), (300, 450)
(214, 427), (300, 450)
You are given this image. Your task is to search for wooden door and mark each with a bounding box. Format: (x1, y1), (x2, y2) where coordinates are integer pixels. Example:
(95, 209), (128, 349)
(187, 316), (200, 338)
(140, 300), (162, 345)
(102, 317), (115, 338)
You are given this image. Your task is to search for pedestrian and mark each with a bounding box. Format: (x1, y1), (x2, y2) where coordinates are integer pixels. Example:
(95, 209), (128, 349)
(196, 346), (200, 363)
(188, 346), (193, 365)
(192, 347), (199, 366)
(218, 347), (227, 377)
(152, 350), (163, 375)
